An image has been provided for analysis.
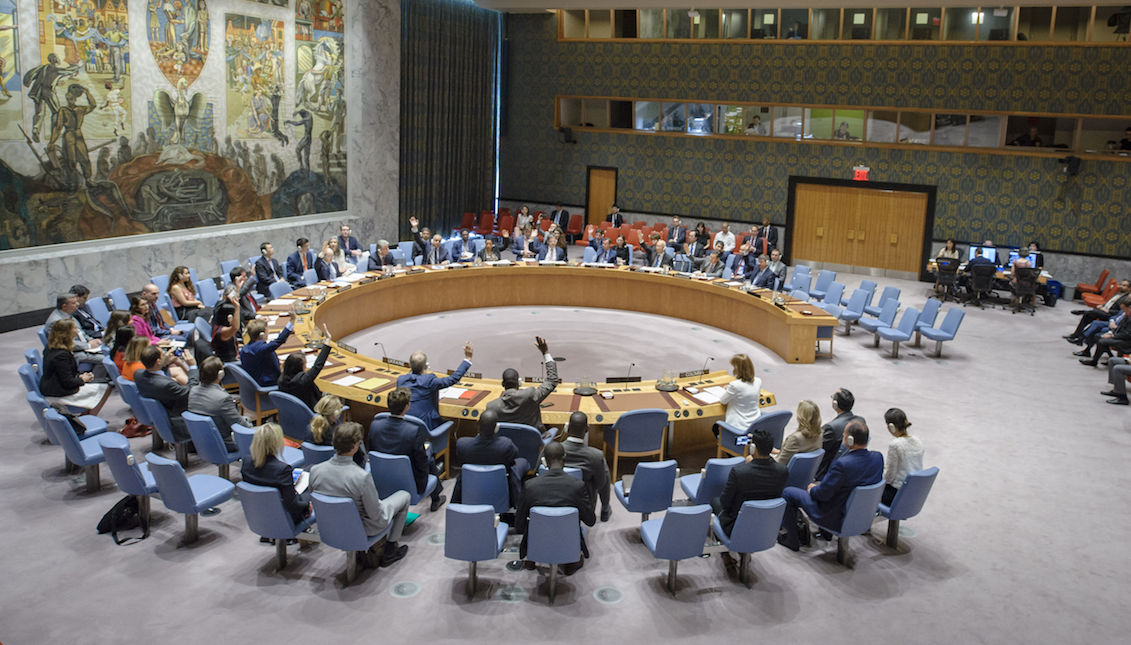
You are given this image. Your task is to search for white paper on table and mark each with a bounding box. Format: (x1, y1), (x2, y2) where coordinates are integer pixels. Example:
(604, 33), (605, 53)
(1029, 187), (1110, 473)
(331, 281), (351, 288)
(694, 385), (728, 405)
(294, 470), (309, 494)
(439, 387), (469, 399)
(267, 333), (279, 341)
(331, 374), (365, 387)
(268, 298), (293, 306)
(339, 273), (366, 282)
(724, 281), (745, 287)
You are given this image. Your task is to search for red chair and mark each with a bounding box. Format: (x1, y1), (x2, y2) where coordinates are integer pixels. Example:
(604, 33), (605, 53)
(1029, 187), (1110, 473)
(619, 224), (633, 240)
(458, 212), (476, 233)
(1083, 279), (1119, 307)
(498, 207), (511, 219)
(599, 221), (614, 231)
(538, 217), (552, 233)
(566, 214), (584, 239)
(632, 220), (647, 229)
(1076, 269), (1110, 297)
(497, 213), (514, 235)
(474, 212), (495, 236)
(576, 224), (596, 247)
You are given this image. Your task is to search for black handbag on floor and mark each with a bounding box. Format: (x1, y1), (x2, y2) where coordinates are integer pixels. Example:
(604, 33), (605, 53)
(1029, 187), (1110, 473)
(97, 495), (150, 545)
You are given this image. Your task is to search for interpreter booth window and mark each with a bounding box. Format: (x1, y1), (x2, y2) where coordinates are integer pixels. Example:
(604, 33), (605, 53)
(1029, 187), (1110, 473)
(932, 114), (969, 146)
(660, 103), (687, 132)
(942, 7), (980, 41)
(1051, 6), (1090, 42)
(692, 9), (720, 38)
(559, 98), (583, 128)
(667, 9), (692, 38)
(876, 8), (908, 39)
(1078, 118), (1131, 154)
(811, 8), (841, 39)
(899, 112), (932, 145)
(781, 9), (808, 38)
(582, 100), (610, 129)
(560, 10), (586, 39)
(609, 101), (634, 130)
(752, 9), (779, 38)
(909, 8), (942, 40)
(866, 110), (900, 143)
(804, 108), (834, 140)
(1016, 6), (1053, 41)
(722, 105), (769, 135)
(978, 7), (1014, 40)
(588, 11), (613, 39)
(1094, 6), (1131, 42)
(771, 106), (804, 139)
(612, 10), (638, 38)
(634, 101), (660, 131)
(721, 9), (749, 39)
(967, 115), (1005, 148)
(687, 104), (714, 135)
(1005, 116), (1072, 148)
(833, 110), (865, 141)
(843, 9), (874, 39)
(638, 9), (664, 38)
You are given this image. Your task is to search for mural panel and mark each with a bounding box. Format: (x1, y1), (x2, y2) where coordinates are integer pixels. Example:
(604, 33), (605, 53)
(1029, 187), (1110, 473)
(224, 14), (284, 140)
(293, 0), (344, 205)
(146, 0), (210, 87)
(0, 0), (20, 140)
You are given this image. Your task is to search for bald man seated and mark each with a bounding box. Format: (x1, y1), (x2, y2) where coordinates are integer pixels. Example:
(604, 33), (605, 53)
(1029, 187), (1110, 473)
(562, 411), (612, 522)
(452, 409), (527, 509)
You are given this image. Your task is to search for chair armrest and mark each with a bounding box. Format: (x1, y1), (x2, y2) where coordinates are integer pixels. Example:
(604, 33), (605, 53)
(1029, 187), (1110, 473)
(429, 420), (453, 442)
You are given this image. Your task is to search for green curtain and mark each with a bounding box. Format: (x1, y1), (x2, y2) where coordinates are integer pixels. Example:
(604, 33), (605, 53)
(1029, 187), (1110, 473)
(401, 0), (499, 238)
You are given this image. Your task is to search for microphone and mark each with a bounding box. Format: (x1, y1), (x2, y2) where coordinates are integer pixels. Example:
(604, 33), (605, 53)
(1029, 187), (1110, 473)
(700, 356), (715, 382)
(373, 341), (388, 360)
(627, 362), (635, 379)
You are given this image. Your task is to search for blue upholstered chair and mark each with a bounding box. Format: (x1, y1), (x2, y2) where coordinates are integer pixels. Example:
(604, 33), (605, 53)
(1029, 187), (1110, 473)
(181, 412), (241, 480)
(816, 283), (845, 315)
(920, 308), (966, 358)
(267, 390), (314, 442)
(18, 363), (40, 395)
(372, 412), (451, 478)
(397, 241), (415, 265)
(26, 391), (108, 446)
(301, 442), (335, 468)
(106, 287), (130, 311)
(844, 279), (877, 307)
(875, 306), (921, 358)
(784, 449), (825, 489)
(389, 248), (407, 266)
(149, 274), (170, 293)
(814, 480), (885, 565)
(604, 408), (668, 481)
(86, 296), (111, 327)
(155, 293), (195, 335)
(116, 377), (163, 452)
(268, 280), (293, 300)
(858, 298), (899, 334)
(526, 506), (582, 605)
(43, 407), (105, 493)
(837, 288), (870, 334)
(445, 503), (510, 598)
(789, 289), (810, 301)
(716, 409), (792, 459)
(808, 270), (837, 301)
(101, 356), (121, 382)
(219, 260), (240, 285)
(786, 270), (812, 294)
(679, 456), (743, 505)
(710, 498), (786, 587)
(195, 279), (219, 308)
(193, 317), (212, 343)
(98, 433), (159, 526)
(864, 285), (901, 317)
(582, 246), (597, 263)
(137, 395), (190, 467)
(614, 459), (677, 522)
(24, 347), (41, 370)
(227, 363), (278, 425)
(302, 268), (318, 285)
(369, 451), (437, 505)
(461, 464), (510, 513)
(37, 327), (47, 347)
(146, 453), (236, 545)
(878, 466), (939, 549)
(497, 422), (553, 476)
(912, 297), (942, 346)
(673, 255), (693, 272)
(310, 492), (395, 585)
(641, 504), (712, 595)
(236, 482), (317, 570)
(231, 425), (304, 469)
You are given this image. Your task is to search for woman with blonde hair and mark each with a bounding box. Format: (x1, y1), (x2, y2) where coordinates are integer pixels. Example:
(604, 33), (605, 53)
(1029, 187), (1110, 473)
(40, 319), (112, 415)
(775, 400), (823, 466)
(309, 394), (364, 466)
(241, 423), (310, 523)
(719, 353), (763, 426)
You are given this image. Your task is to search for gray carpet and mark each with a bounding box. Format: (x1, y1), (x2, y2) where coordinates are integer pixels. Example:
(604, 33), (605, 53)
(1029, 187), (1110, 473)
(4, 271), (1129, 643)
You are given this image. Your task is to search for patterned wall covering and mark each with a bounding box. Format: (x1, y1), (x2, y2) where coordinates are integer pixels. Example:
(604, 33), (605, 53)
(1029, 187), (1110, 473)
(499, 13), (1131, 257)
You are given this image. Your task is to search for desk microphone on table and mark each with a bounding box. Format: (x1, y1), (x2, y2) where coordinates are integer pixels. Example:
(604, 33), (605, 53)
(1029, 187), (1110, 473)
(697, 356), (715, 384)
(373, 341), (388, 361)
(627, 362), (635, 379)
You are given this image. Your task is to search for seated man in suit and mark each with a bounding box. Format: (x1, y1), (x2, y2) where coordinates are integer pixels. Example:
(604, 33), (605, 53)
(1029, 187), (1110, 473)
(284, 238), (315, 288)
(587, 227), (605, 252)
(750, 254), (777, 288)
(69, 285), (104, 339)
(815, 388), (864, 480)
(595, 237), (618, 264)
(513, 226), (541, 260)
(139, 283), (182, 340)
(562, 412), (612, 522)
(421, 233), (451, 265)
(485, 336), (560, 432)
(666, 215), (687, 253)
(1080, 299), (1131, 366)
(228, 267), (260, 330)
(767, 248), (788, 287)
(367, 240), (395, 271)
(537, 232), (566, 261)
(754, 217), (778, 252)
(135, 345), (198, 442)
(408, 216), (432, 258)
(452, 409), (527, 507)
(397, 342), (473, 430)
(314, 241), (343, 281)
(516, 441), (595, 573)
(309, 422), (410, 567)
(239, 319), (293, 386)
(187, 356), (248, 452)
(711, 428), (788, 538)
(1066, 279), (1129, 344)
(338, 224), (364, 262)
(644, 238), (673, 269)
(605, 204), (624, 228)
(683, 230), (707, 269)
(45, 292), (104, 364)
(1073, 303), (1125, 358)
(699, 250), (725, 278)
(254, 242), (285, 297)
(368, 387), (447, 512)
(779, 419), (883, 551)
(730, 243), (756, 280)
(549, 204), (570, 232)
(450, 229), (475, 262)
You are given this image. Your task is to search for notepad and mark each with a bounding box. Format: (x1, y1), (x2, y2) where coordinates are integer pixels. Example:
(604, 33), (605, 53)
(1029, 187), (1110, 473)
(268, 298), (295, 306)
(355, 377), (390, 390)
(331, 374), (365, 387)
(439, 387), (469, 399)
(293, 470), (309, 494)
(694, 385), (728, 404)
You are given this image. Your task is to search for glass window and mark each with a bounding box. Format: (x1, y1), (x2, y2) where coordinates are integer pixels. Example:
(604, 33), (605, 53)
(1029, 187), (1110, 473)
(834, 109), (866, 141)
(805, 108), (835, 140)
(942, 7), (980, 41)
(718, 105), (745, 135)
(899, 112), (932, 145)
(781, 9), (808, 39)
(867, 110), (900, 143)
(979, 7), (1013, 40)
(635, 101), (659, 131)
(843, 9), (874, 39)
(583, 100), (609, 128)
(560, 10), (586, 39)
(933, 114), (968, 146)
(589, 10), (612, 39)
(909, 8), (942, 40)
(876, 8), (907, 40)
(693, 9), (720, 38)
(559, 98), (583, 128)
(1080, 118), (1131, 154)
(967, 115), (1005, 147)
(752, 9), (779, 38)
(1094, 6), (1131, 42)
(609, 101), (634, 129)
(722, 9), (748, 39)
(667, 9), (692, 38)
(1049, 117), (1077, 148)
(1005, 116), (1067, 148)
(771, 106), (804, 138)
(812, 9), (841, 39)
(661, 103), (687, 132)
(638, 9), (664, 38)
(1017, 7), (1053, 41)
(687, 103), (714, 134)
(1052, 6), (1090, 42)
(613, 10), (637, 38)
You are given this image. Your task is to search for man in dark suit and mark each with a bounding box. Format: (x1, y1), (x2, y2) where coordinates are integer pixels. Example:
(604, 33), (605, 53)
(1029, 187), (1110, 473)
(452, 409), (527, 507)
(187, 357), (248, 452)
(239, 320), (293, 386)
(666, 215), (687, 253)
(644, 239), (674, 269)
(408, 216), (431, 258)
(284, 238), (316, 288)
(595, 237), (618, 264)
(135, 345), (198, 442)
(368, 388), (446, 512)
(367, 240), (395, 270)
(1080, 300), (1131, 366)
(229, 267), (259, 330)
(605, 204), (624, 228)
(397, 341), (473, 430)
(562, 412), (612, 522)
(683, 230), (707, 269)
(449, 230), (475, 262)
(549, 204), (570, 232)
(750, 254), (777, 288)
(712, 429), (788, 537)
(338, 224), (364, 262)
(587, 227), (605, 252)
(699, 251), (725, 278)
(254, 242), (285, 297)
(730, 243), (756, 280)
(1065, 279), (1130, 343)
(754, 217), (778, 252)
(815, 388), (864, 480)
(485, 336), (560, 432)
(421, 233), (451, 265)
(779, 419), (883, 551)
(515, 441), (595, 572)
(69, 285), (104, 339)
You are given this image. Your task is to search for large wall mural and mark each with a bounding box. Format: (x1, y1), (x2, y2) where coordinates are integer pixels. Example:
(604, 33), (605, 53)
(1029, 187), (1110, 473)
(0, 0), (347, 251)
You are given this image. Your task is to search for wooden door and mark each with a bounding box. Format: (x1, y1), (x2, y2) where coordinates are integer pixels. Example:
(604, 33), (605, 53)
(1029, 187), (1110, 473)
(586, 167), (617, 227)
(793, 184), (857, 266)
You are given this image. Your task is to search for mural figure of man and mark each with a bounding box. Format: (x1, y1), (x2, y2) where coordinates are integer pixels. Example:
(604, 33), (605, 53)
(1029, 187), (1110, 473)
(49, 84), (97, 188)
(269, 84), (288, 146)
(285, 109), (313, 174)
(24, 54), (79, 142)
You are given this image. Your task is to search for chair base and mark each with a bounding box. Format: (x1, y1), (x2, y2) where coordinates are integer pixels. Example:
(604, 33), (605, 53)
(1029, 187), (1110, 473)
(138, 495), (151, 527)
(547, 563), (558, 605)
(151, 431), (165, 452)
(886, 519), (900, 549)
(466, 561), (478, 598)
(890, 341), (901, 359)
(738, 552), (751, 587)
(835, 535), (852, 566)
(666, 560), (679, 596)
(84, 464), (101, 493)
(174, 441), (189, 468)
(218, 463), (230, 481)
(185, 513), (199, 545)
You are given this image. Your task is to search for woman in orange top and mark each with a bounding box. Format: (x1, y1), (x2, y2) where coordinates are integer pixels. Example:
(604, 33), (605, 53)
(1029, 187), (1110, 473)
(120, 336), (150, 381)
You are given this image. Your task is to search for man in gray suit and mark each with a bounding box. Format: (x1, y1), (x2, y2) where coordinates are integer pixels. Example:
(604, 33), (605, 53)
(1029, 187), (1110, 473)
(45, 293), (104, 364)
(699, 251), (725, 278)
(562, 412), (612, 522)
(135, 345), (198, 442)
(187, 357), (248, 452)
(485, 336), (560, 433)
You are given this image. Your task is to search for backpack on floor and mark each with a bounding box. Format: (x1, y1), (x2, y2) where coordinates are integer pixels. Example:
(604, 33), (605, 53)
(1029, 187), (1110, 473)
(97, 495), (150, 545)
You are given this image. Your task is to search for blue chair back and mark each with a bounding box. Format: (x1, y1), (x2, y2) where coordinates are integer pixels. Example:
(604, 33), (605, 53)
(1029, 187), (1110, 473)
(835, 481), (886, 537)
(145, 453), (197, 514)
(232, 424), (255, 463)
(156, 293), (180, 323)
(582, 246), (597, 263)
(227, 363), (278, 420)
(891, 306), (921, 338)
(268, 391), (314, 442)
(869, 286), (900, 312)
(18, 363), (40, 394)
(219, 260), (240, 284)
(37, 327), (47, 347)
(387, 248), (405, 266)
(747, 410), (793, 450)
(368, 450), (419, 501)
(673, 255), (692, 272)
(149, 274), (170, 293)
(102, 357), (121, 382)
(86, 297), (111, 326)
(610, 409), (668, 453)
(785, 449), (825, 489)
(625, 460), (678, 513)
(247, 256), (259, 269)
(397, 241), (415, 264)
(98, 433), (156, 497)
(25, 348), (42, 370)
(26, 391), (58, 444)
(196, 280), (219, 308)
(883, 467), (939, 521)
(194, 317), (212, 342)
(496, 422), (546, 470)
(44, 408), (102, 467)
(812, 269), (836, 293)
(107, 288), (130, 311)
(461, 464), (510, 512)
(821, 283), (845, 309)
(652, 505), (711, 560)
(938, 308), (965, 337)
(138, 395), (178, 445)
(875, 298), (899, 326)
(268, 280), (293, 299)
(446, 504), (506, 562)
(692, 457), (744, 505)
(789, 289), (809, 301)
(302, 268), (318, 285)
(182, 411), (235, 467)
(788, 271), (811, 293)
(115, 377), (152, 425)
(794, 264), (811, 275)
(302, 442), (335, 467)
(726, 499), (787, 554)
(839, 288), (868, 319)
(188, 267), (199, 284)
(527, 506), (581, 565)
(916, 298), (942, 330)
(237, 482), (303, 539)
(310, 492), (374, 551)
(853, 280), (878, 307)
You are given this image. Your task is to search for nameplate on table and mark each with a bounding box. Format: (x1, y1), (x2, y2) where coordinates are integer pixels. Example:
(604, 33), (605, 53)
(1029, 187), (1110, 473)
(383, 357), (408, 368)
(606, 376), (642, 384)
(358, 277), (377, 284)
(523, 376), (543, 383)
(447, 368), (482, 379)
(679, 369), (707, 379)
(337, 342), (357, 354)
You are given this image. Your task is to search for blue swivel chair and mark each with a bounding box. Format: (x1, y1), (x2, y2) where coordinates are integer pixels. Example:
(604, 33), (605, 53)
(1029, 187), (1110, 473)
(43, 408), (105, 493)
(181, 412), (241, 479)
(786, 270), (812, 295)
(814, 480), (885, 566)
(604, 408), (668, 481)
(920, 308), (965, 358)
(25, 347), (41, 370)
(107, 287), (130, 311)
(268, 280), (293, 299)
(369, 451), (437, 505)
(864, 286), (901, 317)
(237, 482), (317, 570)
(397, 241), (415, 265)
(784, 449), (825, 489)
(858, 298), (899, 334)
(155, 293), (195, 335)
(302, 268), (318, 285)
(137, 395), (190, 467)
(232, 425), (304, 469)
(116, 377), (163, 452)
(194, 317), (212, 343)
(310, 492), (395, 585)
(614, 460), (678, 522)
(86, 296), (111, 327)
(641, 504), (712, 595)
(227, 363), (278, 425)
(717, 410), (792, 459)
(912, 298), (942, 346)
(679, 457), (743, 505)
(837, 288), (870, 334)
(372, 412), (451, 478)
(843, 279), (877, 307)
(37, 327), (47, 347)
(816, 283), (845, 315)
(808, 270), (837, 301)
(445, 503), (510, 598)
(878, 467), (939, 549)
(711, 498), (787, 587)
(219, 260), (240, 285)
(386, 248), (404, 266)
(789, 289), (810, 301)
(149, 274), (170, 293)
(876, 306), (921, 358)
(267, 391), (314, 442)
(526, 506), (582, 605)
(582, 246), (597, 263)
(461, 464), (510, 513)
(146, 453), (235, 545)
(98, 433), (159, 526)
(18, 363), (41, 395)
(101, 356), (121, 382)
(301, 442), (335, 468)
(26, 391), (108, 446)
(497, 422), (553, 476)
(195, 279), (220, 308)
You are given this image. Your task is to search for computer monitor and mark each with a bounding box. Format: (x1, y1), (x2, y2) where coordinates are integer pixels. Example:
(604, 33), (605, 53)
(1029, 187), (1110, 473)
(968, 245), (997, 262)
(1008, 249), (1040, 265)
